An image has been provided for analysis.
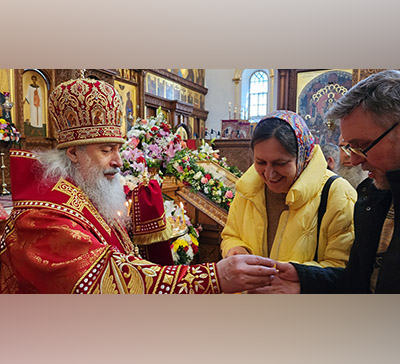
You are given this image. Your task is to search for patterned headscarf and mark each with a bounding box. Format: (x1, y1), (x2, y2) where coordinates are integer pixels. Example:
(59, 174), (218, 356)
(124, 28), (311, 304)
(260, 110), (315, 178)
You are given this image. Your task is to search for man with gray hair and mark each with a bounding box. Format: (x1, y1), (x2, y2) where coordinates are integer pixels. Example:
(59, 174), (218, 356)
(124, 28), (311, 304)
(336, 134), (368, 189)
(321, 142), (340, 171)
(249, 69), (400, 294)
(321, 139), (368, 189)
(0, 76), (276, 294)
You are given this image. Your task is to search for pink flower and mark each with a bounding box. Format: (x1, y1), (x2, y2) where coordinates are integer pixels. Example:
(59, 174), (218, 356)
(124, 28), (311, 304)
(176, 165), (184, 173)
(224, 190), (233, 199)
(201, 177), (208, 184)
(166, 143), (176, 158)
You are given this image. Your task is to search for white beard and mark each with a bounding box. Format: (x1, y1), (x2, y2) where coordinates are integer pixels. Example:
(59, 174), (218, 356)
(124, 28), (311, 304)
(72, 163), (129, 227)
(336, 164), (369, 190)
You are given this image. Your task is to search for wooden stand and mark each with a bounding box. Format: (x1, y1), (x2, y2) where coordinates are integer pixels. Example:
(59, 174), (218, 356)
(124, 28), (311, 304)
(162, 177), (228, 263)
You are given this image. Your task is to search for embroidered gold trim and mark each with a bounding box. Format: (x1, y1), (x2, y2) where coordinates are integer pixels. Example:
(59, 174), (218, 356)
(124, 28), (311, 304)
(52, 179), (111, 235)
(72, 246), (110, 294)
(13, 200), (108, 245)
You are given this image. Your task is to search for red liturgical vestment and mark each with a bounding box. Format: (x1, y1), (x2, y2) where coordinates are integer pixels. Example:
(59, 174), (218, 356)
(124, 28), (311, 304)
(0, 150), (221, 294)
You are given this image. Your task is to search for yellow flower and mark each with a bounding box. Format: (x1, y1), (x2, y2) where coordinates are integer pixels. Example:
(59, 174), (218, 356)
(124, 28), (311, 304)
(190, 234), (199, 246)
(173, 238), (188, 251)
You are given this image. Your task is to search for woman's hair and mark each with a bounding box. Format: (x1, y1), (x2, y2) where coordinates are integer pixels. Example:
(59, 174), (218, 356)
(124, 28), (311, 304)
(251, 117), (298, 158)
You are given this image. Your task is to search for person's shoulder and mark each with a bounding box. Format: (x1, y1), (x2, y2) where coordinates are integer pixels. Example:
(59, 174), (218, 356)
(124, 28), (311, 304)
(236, 164), (264, 196)
(356, 177), (374, 195)
(324, 171), (357, 201)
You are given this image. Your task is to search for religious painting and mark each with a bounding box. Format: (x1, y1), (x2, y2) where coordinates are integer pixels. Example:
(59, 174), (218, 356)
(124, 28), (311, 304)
(199, 119), (205, 139)
(176, 125), (189, 140)
(188, 91), (194, 105)
(173, 85), (180, 100)
(157, 78), (165, 98)
(114, 80), (137, 136)
(117, 69), (133, 81)
(195, 69), (205, 86)
(200, 95), (205, 109)
(180, 88), (187, 103)
(166, 81), (173, 100)
(146, 74), (157, 95)
(237, 121), (250, 139)
(22, 70), (48, 137)
(188, 117), (195, 137)
(297, 69), (353, 145)
(193, 93), (200, 109)
(221, 120), (238, 139)
(167, 69), (203, 85)
(0, 69), (16, 123)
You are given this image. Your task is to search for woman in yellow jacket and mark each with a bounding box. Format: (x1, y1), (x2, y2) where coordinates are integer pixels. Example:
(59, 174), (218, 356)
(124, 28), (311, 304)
(221, 110), (357, 267)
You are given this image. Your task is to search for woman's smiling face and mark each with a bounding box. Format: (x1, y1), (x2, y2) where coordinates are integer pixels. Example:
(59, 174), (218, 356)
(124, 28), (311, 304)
(253, 137), (297, 193)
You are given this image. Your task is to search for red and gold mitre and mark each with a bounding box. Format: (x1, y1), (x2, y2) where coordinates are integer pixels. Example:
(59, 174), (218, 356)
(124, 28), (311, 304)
(48, 78), (124, 149)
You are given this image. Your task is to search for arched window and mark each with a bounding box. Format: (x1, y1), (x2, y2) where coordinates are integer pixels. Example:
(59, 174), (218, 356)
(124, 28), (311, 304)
(248, 71), (268, 120)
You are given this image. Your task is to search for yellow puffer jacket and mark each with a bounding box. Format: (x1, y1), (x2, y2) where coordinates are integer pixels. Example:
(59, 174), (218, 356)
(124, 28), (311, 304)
(221, 145), (357, 267)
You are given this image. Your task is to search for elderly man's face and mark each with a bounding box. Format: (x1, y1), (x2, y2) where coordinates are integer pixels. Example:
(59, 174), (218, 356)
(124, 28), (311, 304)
(341, 106), (400, 190)
(66, 143), (126, 224)
(68, 143), (123, 181)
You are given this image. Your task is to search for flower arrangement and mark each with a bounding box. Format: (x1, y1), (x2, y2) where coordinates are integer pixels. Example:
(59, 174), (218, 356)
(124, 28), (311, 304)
(193, 139), (243, 178)
(165, 149), (235, 211)
(0, 118), (21, 144)
(164, 200), (201, 265)
(120, 109), (238, 211)
(120, 107), (185, 190)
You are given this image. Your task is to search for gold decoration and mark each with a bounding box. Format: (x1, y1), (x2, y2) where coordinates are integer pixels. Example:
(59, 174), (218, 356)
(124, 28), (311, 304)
(52, 179), (111, 235)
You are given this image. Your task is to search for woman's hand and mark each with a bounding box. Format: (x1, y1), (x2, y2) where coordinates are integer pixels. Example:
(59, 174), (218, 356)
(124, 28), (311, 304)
(225, 246), (250, 257)
(247, 261), (301, 294)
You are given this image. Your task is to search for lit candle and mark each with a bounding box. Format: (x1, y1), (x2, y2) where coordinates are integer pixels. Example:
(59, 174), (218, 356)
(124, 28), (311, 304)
(117, 211), (122, 217)
(228, 102), (232, 119)
(128, 199), (132, 216)
(179, 202), (186, 225)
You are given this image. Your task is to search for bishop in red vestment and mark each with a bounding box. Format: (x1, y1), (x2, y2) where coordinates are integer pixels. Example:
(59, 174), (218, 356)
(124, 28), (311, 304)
(0, 77), (276, 294)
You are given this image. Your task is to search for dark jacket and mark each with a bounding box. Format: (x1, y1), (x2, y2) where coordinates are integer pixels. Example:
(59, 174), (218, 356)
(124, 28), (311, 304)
(294, 170), (400, 293)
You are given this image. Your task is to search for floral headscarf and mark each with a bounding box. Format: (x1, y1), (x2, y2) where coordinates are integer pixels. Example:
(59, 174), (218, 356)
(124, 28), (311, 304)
(261, 110), (315, 178)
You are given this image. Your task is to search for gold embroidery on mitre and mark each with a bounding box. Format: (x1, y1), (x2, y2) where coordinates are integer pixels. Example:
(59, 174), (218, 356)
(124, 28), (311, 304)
(52, 179), (111, 235)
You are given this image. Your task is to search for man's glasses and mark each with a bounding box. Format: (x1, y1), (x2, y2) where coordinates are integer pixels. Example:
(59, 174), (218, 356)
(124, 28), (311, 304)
(341, 122), (399, 158)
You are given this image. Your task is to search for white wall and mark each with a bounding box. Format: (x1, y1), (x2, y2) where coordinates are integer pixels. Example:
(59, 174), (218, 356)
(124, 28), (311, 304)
(204, 69), (278, 134)
(204, 69), (236, 134)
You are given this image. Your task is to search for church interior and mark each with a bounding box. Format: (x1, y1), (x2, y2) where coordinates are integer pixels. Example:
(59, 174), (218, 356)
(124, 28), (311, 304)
(0, 68), (386, 265)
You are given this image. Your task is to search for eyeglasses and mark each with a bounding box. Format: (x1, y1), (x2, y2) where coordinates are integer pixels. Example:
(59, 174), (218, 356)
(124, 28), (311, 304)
(341, 122), (399, 158)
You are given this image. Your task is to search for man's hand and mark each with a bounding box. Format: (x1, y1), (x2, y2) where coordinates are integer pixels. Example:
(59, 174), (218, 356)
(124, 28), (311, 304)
(225, 246), (250, 257)
(216, 255), (277, 293)
(247, 261), (301, 294)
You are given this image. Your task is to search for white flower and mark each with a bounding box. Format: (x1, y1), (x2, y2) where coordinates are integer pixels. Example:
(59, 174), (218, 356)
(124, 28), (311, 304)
(122, 174), (141, 191)
(193, 171), (202, 180)
(127, 129), (145, 138)
(199, 142), (219, 155)
(164, 200), (176, 218)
